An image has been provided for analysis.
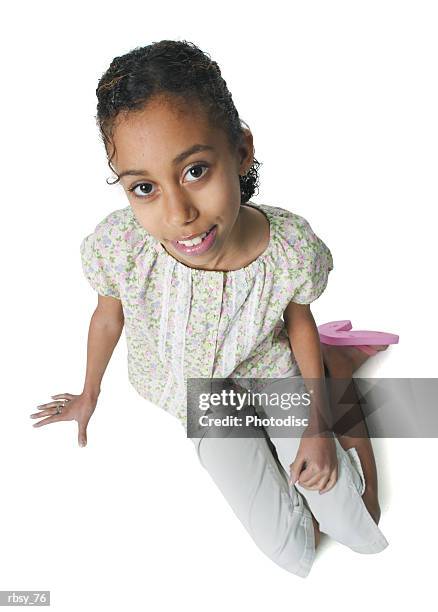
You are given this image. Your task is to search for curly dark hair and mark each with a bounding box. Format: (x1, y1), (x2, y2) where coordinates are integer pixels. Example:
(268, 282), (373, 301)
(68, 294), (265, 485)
(95, 39), (261, 204)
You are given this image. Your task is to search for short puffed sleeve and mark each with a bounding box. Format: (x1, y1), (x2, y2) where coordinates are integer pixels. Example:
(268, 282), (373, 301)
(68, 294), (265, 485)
(80, 211), (123, 299)
(287, 213), (334, 304)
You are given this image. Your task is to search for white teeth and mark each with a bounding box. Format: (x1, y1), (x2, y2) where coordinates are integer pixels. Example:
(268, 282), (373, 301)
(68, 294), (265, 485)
(177, 231), (208, 246)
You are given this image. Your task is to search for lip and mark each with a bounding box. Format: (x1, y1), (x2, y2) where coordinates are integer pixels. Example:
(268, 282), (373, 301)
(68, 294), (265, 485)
(170, 225), (218, 256)
(175, 225), (215, 241)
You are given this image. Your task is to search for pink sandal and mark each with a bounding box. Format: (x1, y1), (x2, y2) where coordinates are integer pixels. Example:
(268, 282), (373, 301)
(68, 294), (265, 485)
(317, 320), (399, 356)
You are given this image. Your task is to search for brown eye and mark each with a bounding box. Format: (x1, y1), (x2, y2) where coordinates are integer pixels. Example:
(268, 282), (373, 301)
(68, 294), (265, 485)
(128, 163), (209, 199)
(185, 164), (209, 182)
(129, 183), (155, 198)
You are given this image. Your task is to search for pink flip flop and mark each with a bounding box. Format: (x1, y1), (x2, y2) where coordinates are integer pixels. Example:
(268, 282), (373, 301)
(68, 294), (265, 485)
(317, 320), (399, 356)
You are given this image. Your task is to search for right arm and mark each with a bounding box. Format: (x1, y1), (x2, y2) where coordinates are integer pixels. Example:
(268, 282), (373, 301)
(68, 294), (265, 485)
(82, 294), (125, 401)
(30, 294), (124, 447)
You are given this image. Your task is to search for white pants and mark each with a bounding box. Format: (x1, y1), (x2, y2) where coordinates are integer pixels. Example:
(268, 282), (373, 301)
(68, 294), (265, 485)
(189, 378), (389, 578)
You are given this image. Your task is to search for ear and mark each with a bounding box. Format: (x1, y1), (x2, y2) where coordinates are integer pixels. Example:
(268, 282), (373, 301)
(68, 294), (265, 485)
(237, 126), (255, 174)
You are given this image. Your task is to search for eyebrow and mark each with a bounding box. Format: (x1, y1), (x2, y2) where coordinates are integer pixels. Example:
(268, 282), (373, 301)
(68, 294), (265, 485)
(117, 144), (215, 179)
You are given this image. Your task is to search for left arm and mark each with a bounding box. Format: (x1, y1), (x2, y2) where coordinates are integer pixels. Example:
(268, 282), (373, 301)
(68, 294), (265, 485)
(283, 301), (332, 432)
(283, 300), (337, 494)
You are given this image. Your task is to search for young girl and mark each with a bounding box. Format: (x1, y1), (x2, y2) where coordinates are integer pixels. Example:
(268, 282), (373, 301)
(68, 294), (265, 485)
(30, 39), (398, 578)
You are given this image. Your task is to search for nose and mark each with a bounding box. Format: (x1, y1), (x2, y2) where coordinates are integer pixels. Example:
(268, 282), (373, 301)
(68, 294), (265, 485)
(163, 193), (199, 232)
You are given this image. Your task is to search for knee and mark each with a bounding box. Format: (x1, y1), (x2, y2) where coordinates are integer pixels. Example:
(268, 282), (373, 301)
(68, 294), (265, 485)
(251, 513), (315, 578)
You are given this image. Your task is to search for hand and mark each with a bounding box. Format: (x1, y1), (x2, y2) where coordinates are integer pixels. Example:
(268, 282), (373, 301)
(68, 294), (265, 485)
(289, 426), (338, 494)
(30, 392), (98, 448)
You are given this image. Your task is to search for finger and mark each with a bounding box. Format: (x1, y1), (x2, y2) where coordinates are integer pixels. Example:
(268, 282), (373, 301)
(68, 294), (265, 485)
(30, 408), (60, 418)
(301, 473), (329, 491)
(300, 469), (332, 489)
(32, 415), (62, 428)
(35, 401), (68, 410)
(289, 458), (305, 485)
(315, 474), (331, 493)
(297, 468), (323, 488)
(51, 393), (74, 399)
(319, 468), (338, 494)
(299, 478), (323, 490)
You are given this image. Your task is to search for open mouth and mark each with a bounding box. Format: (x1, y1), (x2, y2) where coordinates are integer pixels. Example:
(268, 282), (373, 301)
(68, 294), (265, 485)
(175, 225), (216, 246)
(171, 225), (218, 255)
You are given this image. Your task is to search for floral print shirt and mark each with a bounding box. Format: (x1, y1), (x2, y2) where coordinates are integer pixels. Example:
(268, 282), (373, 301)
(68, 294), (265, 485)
(80, 202), (333, 433)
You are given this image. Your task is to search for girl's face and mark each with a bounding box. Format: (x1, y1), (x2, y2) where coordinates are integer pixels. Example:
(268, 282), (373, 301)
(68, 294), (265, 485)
(111, 96), (254, 270)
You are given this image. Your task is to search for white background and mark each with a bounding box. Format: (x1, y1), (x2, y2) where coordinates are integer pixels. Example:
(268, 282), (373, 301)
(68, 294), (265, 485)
(1, 1), (436, 610)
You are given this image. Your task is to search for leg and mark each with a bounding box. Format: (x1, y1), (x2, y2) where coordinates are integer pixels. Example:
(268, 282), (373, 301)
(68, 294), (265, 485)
(320, 342), (388, 378)
(188, 405), (316, 578)
(256, 377), (389, 554)
(321, 343), (383, 523)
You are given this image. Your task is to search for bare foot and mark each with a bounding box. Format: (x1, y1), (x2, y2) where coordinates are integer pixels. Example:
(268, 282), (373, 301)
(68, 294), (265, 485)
(311, 513), (321, 549)
(321, 343), (389, 376)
